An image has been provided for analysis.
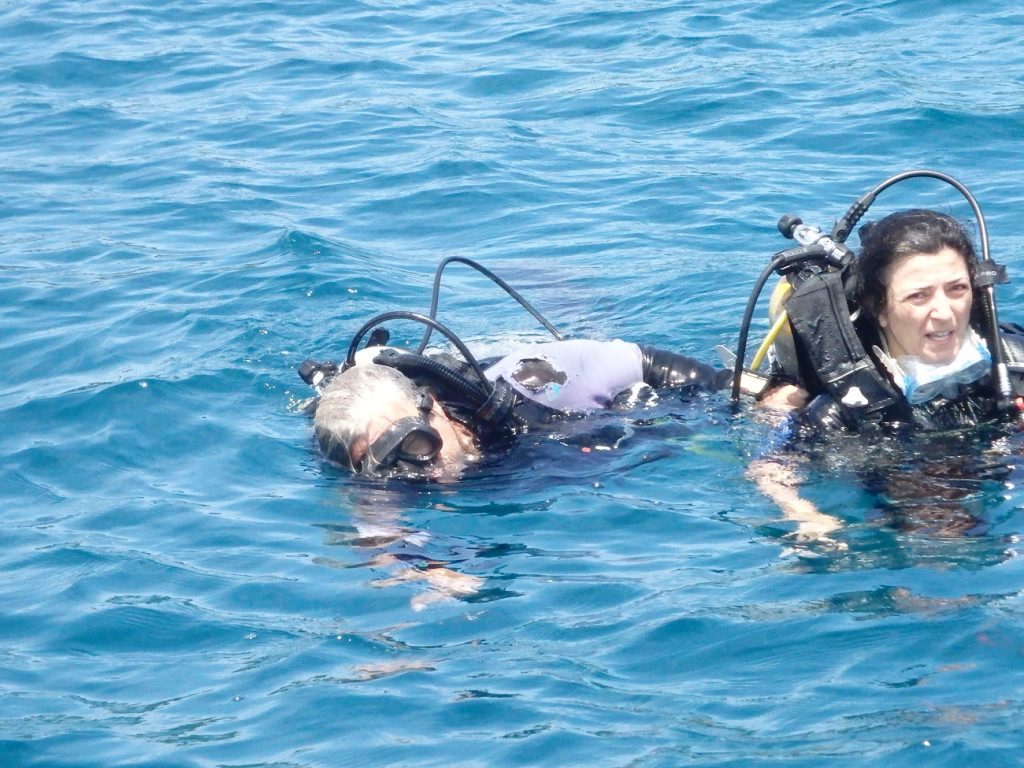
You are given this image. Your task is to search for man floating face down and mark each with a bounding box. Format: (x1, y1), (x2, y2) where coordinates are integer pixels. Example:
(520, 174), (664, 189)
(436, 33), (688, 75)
(310, 338), (730, 481)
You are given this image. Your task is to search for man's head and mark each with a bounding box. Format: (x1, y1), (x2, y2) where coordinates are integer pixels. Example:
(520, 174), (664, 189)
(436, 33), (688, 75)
(314, 363), (477, 479)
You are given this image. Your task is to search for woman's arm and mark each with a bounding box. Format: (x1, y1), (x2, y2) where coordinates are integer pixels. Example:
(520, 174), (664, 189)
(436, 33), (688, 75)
(747, 455), (845, 545)
(758, 383), (810, 412)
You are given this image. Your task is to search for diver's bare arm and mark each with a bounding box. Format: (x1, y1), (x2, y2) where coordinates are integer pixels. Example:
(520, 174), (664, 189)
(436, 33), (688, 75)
(747, 456), (844, 543)
(757, 383), (809, 412)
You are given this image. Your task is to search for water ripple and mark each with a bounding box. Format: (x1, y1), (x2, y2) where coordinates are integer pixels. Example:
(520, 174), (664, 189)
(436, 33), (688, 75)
(3, 0), (1024, 765)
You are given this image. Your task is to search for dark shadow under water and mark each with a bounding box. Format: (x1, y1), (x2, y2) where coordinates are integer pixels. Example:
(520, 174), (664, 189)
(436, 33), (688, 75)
(764, 421), (1024, 573)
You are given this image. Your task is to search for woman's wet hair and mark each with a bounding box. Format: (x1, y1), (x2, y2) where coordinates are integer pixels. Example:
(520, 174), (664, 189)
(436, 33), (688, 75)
(314, 363), (421, 469)
(849, 209), (978, 321)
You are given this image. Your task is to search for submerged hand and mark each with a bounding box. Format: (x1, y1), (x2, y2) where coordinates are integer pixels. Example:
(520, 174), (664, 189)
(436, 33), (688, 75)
(748, 456), (846, 549)
(758, 383), (810, 412)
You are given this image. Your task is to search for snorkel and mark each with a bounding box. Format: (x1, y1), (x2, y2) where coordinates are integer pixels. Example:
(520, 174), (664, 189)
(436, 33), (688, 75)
(732, 170), (1013, 414)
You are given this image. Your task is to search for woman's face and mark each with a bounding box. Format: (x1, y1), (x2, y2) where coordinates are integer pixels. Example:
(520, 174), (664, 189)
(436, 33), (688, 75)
(878, 246), (973, 364)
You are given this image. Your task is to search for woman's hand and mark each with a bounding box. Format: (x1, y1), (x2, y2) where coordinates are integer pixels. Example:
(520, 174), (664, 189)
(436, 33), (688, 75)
(747, 456), (846, 549)
(758, 383), (810, 412)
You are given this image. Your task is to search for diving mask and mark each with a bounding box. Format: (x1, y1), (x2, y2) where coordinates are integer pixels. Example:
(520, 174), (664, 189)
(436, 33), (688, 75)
(360, 416), (443, 474)
(357, 391), (443, 475)
(887, 330), (991, 405)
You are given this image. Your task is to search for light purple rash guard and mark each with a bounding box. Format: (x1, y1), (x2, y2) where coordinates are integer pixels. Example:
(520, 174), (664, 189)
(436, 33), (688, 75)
(484, 339), (645, 413)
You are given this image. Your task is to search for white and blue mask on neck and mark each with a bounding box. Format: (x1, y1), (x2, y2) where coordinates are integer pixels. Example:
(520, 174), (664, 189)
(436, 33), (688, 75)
(875, 329), (991, 405)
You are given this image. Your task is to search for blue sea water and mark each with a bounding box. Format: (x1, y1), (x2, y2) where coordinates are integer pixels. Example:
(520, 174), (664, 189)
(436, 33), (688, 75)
(4, 1), (1024, 765)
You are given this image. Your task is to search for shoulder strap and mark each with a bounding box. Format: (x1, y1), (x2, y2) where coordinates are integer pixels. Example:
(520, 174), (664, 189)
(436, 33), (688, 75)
(784, 270), (911, 428)
(997, 325), (1024, 399)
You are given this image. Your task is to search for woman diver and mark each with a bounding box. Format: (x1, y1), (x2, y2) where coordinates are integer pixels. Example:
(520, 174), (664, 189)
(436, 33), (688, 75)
(741, 171), (1024, 541)
(761, 208), (1024, 429)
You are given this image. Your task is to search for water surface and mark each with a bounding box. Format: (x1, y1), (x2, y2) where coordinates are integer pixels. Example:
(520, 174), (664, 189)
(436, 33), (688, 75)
(3, 1), (1024, 766)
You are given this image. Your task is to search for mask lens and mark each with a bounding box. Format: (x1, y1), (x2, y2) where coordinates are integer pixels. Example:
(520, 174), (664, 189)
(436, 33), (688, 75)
(906, 378), (945, 404)
(398, 429), (442, 462)
(363, 417), (443, 474)
(899, 333), (991, 404)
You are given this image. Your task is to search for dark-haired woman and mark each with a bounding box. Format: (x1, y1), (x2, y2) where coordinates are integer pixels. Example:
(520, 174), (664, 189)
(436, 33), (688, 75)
(763, 208), (1024, 430)
(753, 209), (1024, 543)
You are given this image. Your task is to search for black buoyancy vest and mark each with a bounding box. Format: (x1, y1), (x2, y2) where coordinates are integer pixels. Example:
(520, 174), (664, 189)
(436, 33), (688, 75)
(784, 269), (912, 429)
(784, 272), (1024, 432)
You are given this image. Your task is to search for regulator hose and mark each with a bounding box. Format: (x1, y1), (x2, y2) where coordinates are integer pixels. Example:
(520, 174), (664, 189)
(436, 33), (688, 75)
(416, 256), (563, 354)
(346, 310), (492, 388)
(345, 310), (520, 430)
(731, 248), (834, 401)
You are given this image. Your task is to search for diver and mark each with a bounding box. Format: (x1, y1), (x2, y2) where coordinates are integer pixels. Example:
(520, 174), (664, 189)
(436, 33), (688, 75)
(735, 170), (1024, 541)
(746, 192), (1024, 433)
(300, 258), (730, 480)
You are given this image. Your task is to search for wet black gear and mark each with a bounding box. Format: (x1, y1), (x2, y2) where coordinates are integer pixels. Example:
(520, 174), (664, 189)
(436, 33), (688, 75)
(639, 345), (733, 391)
(790, 323), (1024, 435)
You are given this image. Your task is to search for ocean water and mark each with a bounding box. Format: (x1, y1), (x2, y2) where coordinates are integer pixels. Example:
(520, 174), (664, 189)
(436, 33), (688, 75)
(3, 1), (1024, 766)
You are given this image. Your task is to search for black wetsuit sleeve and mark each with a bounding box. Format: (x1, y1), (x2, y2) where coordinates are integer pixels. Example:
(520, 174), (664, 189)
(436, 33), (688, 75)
(999, 327), (1024, 395)
(638, 345), (732, 391)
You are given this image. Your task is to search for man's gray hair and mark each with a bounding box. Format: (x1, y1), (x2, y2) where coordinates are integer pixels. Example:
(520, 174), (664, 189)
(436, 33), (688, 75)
(314, 363), (421, 469)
